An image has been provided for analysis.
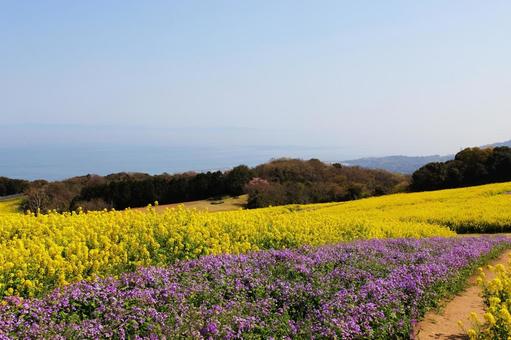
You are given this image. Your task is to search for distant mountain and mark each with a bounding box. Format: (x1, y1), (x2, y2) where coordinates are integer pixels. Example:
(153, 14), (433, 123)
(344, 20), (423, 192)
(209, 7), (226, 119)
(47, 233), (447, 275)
(343, 139), (511, 174)
(485, 140), (511, 148)
(343, 155), (453, 174)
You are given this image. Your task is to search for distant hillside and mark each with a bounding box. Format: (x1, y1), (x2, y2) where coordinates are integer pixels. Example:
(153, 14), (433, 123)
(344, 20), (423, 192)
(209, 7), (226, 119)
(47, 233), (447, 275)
(343, 155), (453, 174)
(344, 139), (511, 174)
(20, 158), (408, 212)
(484, 140), (511, 148)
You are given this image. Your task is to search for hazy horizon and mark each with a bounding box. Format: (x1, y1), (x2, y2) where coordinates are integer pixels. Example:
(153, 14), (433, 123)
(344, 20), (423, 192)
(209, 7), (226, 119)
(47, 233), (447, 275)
(2, 1), (510, 179)
(0, 142), (361, 180)
(1, 133), (506, 180)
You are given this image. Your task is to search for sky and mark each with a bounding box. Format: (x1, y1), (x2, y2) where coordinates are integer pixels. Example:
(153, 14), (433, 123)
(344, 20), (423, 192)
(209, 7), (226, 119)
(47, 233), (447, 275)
(1, 1), (511, 179)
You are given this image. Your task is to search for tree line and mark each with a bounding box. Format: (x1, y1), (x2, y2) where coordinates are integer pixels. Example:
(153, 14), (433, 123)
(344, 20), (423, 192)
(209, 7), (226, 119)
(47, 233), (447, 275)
(13, 159), (408, 212)
(0, 177), (29, 197)
(17, 165), (250, 212)
(411, 147), (511, 191)
(6, 147), (510, 213)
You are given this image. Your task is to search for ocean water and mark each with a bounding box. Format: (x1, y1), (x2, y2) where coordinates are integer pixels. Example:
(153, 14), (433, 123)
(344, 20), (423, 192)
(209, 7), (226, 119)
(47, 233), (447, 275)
(0, 144), (353, 181)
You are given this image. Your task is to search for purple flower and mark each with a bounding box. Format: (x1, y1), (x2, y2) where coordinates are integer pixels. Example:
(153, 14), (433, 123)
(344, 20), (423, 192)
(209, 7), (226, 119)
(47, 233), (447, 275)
(200, 322), (218, 336)
(0, 236), (509, 339)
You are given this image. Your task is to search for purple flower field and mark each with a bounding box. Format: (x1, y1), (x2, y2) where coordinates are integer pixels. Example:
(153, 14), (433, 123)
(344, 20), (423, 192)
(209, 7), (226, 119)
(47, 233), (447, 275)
(0, 237), (509, 339)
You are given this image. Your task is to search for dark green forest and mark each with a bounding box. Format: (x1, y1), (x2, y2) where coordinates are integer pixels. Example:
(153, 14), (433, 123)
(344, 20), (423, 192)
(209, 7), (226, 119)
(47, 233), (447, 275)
(411, 147), (511, 191)
(0, 177), (29, 197)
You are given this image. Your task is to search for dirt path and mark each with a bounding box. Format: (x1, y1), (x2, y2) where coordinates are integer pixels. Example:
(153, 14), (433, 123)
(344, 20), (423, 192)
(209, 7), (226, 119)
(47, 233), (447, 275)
(414, 249), (511, 339)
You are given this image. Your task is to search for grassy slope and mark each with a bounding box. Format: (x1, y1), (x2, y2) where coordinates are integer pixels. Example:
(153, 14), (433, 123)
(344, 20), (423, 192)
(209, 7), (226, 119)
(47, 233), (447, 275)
(0, 194), (247, 214)
(0, 196), (23, 214)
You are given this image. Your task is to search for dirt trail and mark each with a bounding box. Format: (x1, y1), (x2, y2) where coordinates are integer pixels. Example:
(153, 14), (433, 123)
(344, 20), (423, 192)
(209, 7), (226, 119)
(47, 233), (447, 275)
(414, 249), (511, 339)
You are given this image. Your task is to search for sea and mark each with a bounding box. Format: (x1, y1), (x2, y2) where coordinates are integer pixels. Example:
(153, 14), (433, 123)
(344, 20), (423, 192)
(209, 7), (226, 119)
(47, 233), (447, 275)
(0, 144), (355, 181)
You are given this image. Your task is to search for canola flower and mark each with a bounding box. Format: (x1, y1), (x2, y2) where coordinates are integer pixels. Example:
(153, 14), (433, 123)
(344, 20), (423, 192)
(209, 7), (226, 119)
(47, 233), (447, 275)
(0, 205), (451, 299)
(467, 254), (511, 339)
(0, 237), (509, 339)
(0, 182), (510, 298)
(317, 181), (511, 234)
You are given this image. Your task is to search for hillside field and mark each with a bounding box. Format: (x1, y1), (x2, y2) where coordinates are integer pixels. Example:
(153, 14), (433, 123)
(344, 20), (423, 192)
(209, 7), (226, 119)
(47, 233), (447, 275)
(0, 196), (22, 214)
(1, 182), (511, 338)
(134, 195), (248, 213)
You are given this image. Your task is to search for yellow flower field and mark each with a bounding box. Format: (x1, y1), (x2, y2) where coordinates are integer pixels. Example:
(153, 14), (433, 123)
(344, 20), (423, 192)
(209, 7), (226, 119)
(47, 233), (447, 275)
(1, 182), (510, 298)
(467, 257), (511, 338)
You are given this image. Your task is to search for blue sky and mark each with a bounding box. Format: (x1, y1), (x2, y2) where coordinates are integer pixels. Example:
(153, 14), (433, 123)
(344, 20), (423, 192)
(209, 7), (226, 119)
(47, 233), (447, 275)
(1, 1), (510, 165)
